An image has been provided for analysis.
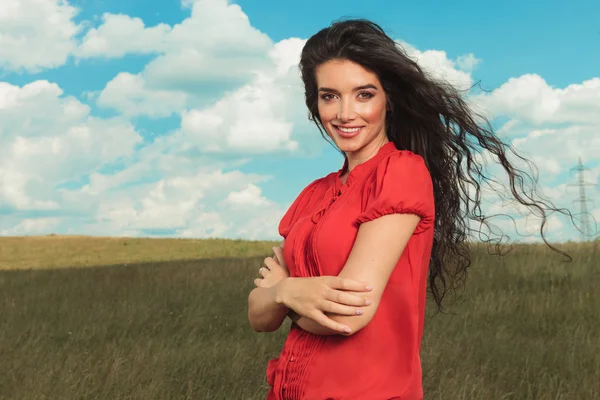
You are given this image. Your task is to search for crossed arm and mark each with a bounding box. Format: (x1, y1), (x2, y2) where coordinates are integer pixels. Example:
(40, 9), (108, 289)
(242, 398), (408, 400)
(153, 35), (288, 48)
(247, 212), (420, 336)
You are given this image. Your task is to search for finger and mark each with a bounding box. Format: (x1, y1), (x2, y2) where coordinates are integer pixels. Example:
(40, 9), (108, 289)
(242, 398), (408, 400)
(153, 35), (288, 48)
(262, 257), (273, 271)
(272, 246), (286, 267)
(254, 278), (263, 287)
(320, 300), (364, 316)
(265, 257), (283, 271)
(264, 257), (280, 270)
(327, 276), (373, 292)
(326, 290), (372, 307)
(272, 246), (280, 263)
(310, 311), (352, 334)
(258, 267), (269, 278)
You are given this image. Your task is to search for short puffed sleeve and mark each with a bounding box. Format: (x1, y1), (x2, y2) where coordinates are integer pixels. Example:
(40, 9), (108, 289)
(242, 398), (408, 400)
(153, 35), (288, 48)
(353, 151), (435, 234)
(278, 178), (324, 238)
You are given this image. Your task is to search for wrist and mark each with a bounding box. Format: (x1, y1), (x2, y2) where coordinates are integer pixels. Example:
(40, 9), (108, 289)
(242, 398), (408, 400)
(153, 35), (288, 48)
(273, 277), (291, 306)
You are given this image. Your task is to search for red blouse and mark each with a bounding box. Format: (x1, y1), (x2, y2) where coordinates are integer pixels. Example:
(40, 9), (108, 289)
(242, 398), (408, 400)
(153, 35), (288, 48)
(266, 141), (435, 400)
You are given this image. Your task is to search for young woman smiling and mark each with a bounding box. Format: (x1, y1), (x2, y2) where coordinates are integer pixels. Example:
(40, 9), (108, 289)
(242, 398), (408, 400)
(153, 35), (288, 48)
(248, 18), (570, 400)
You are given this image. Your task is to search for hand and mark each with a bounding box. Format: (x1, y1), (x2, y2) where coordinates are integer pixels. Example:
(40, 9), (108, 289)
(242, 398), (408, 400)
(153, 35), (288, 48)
(254, 246), (289, 288)
(276, 276), (373, 334)
(273, 245), (286, 269)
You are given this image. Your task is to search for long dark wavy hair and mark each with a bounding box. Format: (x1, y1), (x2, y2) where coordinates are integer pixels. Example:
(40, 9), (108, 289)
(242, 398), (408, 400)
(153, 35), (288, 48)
(299, 18), (573, 312)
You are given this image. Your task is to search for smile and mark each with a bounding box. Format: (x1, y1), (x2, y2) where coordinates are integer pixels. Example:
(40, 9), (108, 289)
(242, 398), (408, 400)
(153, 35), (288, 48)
(333, 125), (364, 138)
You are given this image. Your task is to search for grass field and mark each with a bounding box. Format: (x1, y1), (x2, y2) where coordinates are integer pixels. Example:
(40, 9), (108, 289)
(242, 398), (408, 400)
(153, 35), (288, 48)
(0, 237), (598, 399)
(0, 235), (279, 270)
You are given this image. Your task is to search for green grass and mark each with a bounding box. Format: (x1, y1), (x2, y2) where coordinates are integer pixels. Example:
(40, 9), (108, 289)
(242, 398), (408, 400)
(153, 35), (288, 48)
(0, 241), (598, 399)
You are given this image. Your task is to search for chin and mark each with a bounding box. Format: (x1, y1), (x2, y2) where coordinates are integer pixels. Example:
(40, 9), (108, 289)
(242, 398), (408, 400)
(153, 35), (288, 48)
(335, 141), (360, 153)
(333, 135), (364, 151)
(327, 134), (359, 152)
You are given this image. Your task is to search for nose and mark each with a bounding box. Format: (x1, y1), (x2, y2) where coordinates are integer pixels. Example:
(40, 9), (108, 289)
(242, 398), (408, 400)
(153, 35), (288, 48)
(337, 97), (355, 122)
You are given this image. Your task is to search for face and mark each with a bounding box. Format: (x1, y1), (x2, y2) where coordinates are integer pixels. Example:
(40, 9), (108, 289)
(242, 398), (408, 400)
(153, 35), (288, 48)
(315, 58), (389, 156)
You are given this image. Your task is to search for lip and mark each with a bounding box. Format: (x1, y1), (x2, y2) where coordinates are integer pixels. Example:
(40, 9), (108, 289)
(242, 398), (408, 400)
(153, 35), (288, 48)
(333, 125), (364, 139)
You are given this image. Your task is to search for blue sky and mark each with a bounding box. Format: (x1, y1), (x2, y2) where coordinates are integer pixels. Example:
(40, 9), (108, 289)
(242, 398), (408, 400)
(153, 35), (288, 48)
(0, 0), (598, 242)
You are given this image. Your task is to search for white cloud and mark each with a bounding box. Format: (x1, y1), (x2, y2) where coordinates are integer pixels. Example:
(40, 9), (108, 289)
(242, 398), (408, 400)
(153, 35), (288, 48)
(1, 11), (486, 239)
(456, 53), (481, 72)
(92, 0), (275, 119)
(59, 167), (285, 240)
(460, 68), (600, 242)
(472, 74), (600, 180)
(483, 214), (566, 243)
(398, 40), (476, 90)
(178, 77), (299, 153)
(85, 0), (272, 99)
(0, 80), (142, 210)
(591, 208), (600, 238)
(77, 0), (272, 63)
(475, 75), (600, 126)
(95, 72), (188, 118)
(177, 212), (229, 238)
(0, 217), (61, 236)
(2, 1), (597, 243)
(76, 13), (171, 59)
(225, 184), (269, 207)
(98, 36), (305, 153)
(0, 0), (81, 72)
(176, 37), (310, 154)
(180, 0), (196, 8)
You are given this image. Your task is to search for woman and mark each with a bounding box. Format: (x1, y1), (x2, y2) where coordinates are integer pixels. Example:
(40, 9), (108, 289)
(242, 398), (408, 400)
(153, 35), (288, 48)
(248, 19), (570, 400)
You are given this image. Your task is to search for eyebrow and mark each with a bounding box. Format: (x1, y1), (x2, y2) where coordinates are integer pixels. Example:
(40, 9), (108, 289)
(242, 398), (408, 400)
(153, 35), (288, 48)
(318, 84), (378, 93)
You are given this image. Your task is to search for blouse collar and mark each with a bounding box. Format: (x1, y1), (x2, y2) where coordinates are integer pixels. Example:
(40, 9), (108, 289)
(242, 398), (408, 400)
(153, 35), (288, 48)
(336, 141), (397, 188)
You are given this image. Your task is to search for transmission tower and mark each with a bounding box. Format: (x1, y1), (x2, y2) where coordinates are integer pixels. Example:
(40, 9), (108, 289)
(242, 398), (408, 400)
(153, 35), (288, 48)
(568, 157), (596, 241)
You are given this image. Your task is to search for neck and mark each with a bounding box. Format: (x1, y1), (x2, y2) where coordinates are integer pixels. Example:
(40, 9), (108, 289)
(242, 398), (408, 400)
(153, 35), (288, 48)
(345, 137), (390, 173)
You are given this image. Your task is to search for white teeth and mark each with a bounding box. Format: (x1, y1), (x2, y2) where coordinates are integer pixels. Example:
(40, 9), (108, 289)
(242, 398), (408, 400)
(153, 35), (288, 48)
(337, 126), (361, 133)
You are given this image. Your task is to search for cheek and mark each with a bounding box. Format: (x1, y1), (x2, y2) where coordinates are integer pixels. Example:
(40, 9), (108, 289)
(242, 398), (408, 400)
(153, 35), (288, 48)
(358, 101), (387, 122)
(317, 107), (338, 134)
(317, 102), (335, 121)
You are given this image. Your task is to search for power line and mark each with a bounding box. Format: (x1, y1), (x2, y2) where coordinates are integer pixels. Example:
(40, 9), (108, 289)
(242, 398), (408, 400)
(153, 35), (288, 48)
(568, 157), (596, 241)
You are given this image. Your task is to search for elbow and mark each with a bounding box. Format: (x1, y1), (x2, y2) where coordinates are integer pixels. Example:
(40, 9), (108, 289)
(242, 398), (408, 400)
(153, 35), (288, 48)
(247, 291), (263, 332)
(249, 319), (281, 333)
(249, 322), (268, 333)
(331, 314), (373, 336)
(248, 314), (278, 333)
(247, 289), (282, 333)
(248, 309), (270, 333)
(247, 312), (263, 332)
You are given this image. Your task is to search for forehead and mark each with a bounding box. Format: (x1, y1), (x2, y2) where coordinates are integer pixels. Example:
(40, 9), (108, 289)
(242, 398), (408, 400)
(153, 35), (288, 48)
(315, 59), (381, 88)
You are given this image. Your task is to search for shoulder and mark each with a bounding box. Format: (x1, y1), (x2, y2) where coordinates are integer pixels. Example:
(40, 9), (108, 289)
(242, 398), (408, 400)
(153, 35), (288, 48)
(369, 149), (432, 187)
(289, 169), (338, 204)
(354, 150), (435, 232)
(300, 174), (331, 196)
(384, 149), (428, 168)
(278, 174), (332, 238)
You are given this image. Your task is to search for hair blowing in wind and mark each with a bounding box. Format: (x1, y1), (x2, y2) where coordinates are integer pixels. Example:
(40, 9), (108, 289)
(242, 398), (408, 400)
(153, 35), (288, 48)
(298, 18), (574, 312)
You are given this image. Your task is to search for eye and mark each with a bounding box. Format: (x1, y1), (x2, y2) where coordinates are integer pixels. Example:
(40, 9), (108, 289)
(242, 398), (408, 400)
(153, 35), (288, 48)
(320, 93), (336, 101)
(358, 91), (374, 99)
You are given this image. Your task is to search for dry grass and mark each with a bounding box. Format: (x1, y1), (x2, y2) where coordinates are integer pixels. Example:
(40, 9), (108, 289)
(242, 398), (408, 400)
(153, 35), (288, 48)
(0, 235), (278, 270)
(0, 238), (597, 399)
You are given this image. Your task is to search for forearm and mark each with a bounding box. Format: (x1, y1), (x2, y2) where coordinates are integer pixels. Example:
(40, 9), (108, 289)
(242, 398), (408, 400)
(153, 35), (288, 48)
(248, 283), (289, 332)
(288, 310), (347, 336)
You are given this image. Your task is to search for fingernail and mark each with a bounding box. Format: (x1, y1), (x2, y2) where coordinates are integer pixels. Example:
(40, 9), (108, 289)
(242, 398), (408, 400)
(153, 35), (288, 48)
(344, 326), (352, 333)
(356, 309), (363, 315)
(365, 285), (373, 291)
(365, 298), (372, 306)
